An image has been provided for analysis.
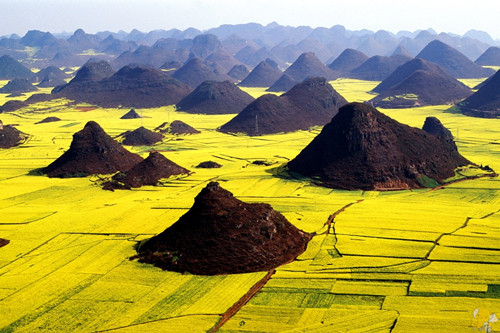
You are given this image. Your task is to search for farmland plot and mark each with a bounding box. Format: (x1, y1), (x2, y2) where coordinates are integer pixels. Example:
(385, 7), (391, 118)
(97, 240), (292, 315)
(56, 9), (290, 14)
(0, 78), (499, 332)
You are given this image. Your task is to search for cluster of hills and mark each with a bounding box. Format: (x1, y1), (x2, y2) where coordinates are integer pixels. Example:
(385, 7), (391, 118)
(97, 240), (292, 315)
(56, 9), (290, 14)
(1, 22), (499, 117)
(2, 23), (497, 275)
(1, 23), (499, 69)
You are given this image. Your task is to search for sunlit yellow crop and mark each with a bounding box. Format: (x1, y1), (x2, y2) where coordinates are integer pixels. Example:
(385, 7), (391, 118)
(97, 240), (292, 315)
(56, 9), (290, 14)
(0, 78), (499, 332)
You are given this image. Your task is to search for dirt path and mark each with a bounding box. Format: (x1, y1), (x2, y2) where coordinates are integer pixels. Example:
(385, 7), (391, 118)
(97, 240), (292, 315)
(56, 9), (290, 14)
(208, 270), (276, 332)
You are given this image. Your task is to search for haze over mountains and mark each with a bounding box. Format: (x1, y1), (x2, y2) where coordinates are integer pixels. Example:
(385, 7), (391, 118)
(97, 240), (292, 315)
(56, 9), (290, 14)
(1, 22), (499, 118)
(1, 23), (498, 71)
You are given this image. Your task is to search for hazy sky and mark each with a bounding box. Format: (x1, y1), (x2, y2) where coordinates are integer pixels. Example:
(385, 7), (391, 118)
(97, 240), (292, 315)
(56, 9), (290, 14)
(1, 0), (499, 39)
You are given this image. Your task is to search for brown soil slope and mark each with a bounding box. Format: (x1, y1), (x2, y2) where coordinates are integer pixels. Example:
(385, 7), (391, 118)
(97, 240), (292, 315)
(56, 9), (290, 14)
(0, 123), (29, 148)
(103, 151), (189, 190)
(0, 238), (8, 248)
(0, 78), (37, 93)
(44, 121), (143, 177)
(120, 109), (142, 119)
(455, 69), (500, 118)
(176, 80), (254, 114)
(219, 77), (347, 136)
(136, 181), (312, 275)
(287, 102), (470, 190)
(155, 120), (200, 135)
(121, 127), (163, 146)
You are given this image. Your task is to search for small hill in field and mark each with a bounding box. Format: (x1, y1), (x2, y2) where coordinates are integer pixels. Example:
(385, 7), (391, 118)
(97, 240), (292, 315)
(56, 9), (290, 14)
(0, 78), (37, 93)
(227, 64), (249, 81)
(282, 52), (339, 82)
(266, 73), (299, 92)
(205, 49), (242, 73)
(172, 57), (232, 88)
(348, 54), (412, 81)
(1, 93), (54, 113)
(195, 161), (222, 168)
(391, 45), (413, 57)
(135, 181), (312, 274)
(68, 60), (115, 84)
(455, 69), (500, 118)
(238, 59), (282, 87)
(0, 100), (28, 112)
(287, 102), (471, 190)
(35, 66), (70, 87)
(0, 238), (8, 248)
(35, 117), (61, 124)
(0, 121), (29, 148)
(43, 121), (143, 177)
(219, 77), (347, 136)
(54, 64), (192, 108)
(475, 47), (500, 66)
(103, 151), (189, 190)
(120, 109), (142, 119)
(416, 40), (494, 78)
(155, 120), (200, 135)
(369, 58), (472, 107)
(328, 48), (369, 75)
(176, 80), (254, 114)
(120, 126), (164, 146)
(422, 116), (454, 143)
(0, 55), (33, 80)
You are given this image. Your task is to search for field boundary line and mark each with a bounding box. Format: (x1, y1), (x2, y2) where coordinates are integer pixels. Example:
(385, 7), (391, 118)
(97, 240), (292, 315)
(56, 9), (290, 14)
(208, 269), (275, 332)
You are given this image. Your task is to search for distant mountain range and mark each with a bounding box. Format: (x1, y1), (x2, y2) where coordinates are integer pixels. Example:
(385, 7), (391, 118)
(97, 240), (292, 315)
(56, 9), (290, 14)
(0, 23), (498, 70)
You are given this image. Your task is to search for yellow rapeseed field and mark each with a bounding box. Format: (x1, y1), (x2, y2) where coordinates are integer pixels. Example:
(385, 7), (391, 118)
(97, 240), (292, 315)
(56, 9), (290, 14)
(0, 79), (499, 332)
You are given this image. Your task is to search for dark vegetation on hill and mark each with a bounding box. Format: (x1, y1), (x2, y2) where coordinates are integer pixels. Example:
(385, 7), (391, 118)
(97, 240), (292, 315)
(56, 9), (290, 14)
(135, 181), (312, 275)
(35, 66), (70, 87)
(102, 151), (189, 190)
(0, 121), (29, 148)
(1, 100), (28, 112)
(287, 102), (470, 190)
(455, 70), (500, 118)
(120, 126), (163, 146)
(475, 47), (500, 65)
(348, 54), (412, 81)
(155, 120), (200, 135)
(0, 78), (37, 93)
(195, 161), (222, 168)
(1, 23), (497, 77)
(0, 55), (33, 80)
(1, 93), (55, 113)
(282, 52), (338, 82)
(328, 48), (369, 75)
(369, 58), (472, 108)
(227, 64), (249, 81)
(0, 238), (8, 248)
(35, 116), (61, 124)
(238, 59), (282, 87)
(120, 109), (142, 119)
(422, 116), (455, 143)
(176, 80), (254, 114)
(43, 121), (143, 177)
(172, 57), (233, 88)
(219, 77), (347, 135)
(266, 73), (299, 92)
(54, 63), (192, 108)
